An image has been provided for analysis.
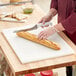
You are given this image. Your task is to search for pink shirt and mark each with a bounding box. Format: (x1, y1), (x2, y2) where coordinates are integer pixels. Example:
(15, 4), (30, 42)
(51, 0), (76, 44)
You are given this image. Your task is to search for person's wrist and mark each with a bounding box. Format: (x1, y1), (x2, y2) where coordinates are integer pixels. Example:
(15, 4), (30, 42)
(52, 26), (60, 32)
(49, 8), (57, 17)
(49, 27), (56, 34)
(49, 26), (59, 35)
(48, 12), (54, 18)
(54, 23), (65, 32)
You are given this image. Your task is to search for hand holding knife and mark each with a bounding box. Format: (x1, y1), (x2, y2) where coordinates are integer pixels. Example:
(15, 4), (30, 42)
(14, 22), (52, 33)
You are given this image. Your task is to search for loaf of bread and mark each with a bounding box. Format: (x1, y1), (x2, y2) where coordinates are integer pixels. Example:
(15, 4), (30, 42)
(16, 32), (60, 50)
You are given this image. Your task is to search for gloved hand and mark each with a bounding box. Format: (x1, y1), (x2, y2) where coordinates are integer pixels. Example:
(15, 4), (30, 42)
(39, 8), (57, 25)
(38, 26), (56, 40)
(38, 23), (65, 40)
(39, 14), (53, 24)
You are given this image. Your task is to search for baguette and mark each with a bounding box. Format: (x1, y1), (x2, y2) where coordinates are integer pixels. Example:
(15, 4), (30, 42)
(16, 32), (60, 50)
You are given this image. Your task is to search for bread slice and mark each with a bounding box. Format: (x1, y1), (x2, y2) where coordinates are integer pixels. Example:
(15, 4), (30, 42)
(0, 13), (13, 19)
(16, 32), (60, 50)
(12, 13), (29, 20)
(0, 14), (8, 19)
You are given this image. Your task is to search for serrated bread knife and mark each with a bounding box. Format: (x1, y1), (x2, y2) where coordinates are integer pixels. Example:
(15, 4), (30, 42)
(14, 22), (52, 33)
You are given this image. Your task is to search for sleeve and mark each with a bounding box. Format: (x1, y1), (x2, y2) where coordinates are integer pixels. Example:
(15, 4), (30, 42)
(61, 0), (76, 34)
(50, 0), (58, 11)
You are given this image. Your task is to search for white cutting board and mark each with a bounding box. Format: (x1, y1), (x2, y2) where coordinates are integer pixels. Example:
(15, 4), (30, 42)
(2, 25), (74, 64)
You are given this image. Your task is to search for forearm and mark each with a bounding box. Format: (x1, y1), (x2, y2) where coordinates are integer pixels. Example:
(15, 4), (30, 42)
(54, 0), (76, 34)
(54, 23), (65, 32)
(48, 8), (57, 18)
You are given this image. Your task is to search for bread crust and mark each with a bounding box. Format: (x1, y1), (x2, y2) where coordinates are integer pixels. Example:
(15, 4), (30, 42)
(16, 32), (60, 50)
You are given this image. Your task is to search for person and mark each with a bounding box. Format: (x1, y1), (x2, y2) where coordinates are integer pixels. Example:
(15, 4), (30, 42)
(38, 0), (76, 76)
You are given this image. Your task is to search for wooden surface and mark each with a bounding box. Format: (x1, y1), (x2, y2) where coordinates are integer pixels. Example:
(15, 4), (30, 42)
(0, 4), (76, 76)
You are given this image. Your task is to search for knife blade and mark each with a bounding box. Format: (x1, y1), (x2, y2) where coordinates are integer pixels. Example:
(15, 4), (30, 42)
(0, 0), (32, 6)
(14, 22), (52, 33)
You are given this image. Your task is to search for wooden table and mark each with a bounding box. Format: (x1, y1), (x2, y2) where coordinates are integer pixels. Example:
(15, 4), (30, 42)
(0, 4), (76, 76)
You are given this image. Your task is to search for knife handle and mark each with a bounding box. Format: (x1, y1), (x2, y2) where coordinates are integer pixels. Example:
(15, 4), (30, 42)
(37, 22), (52, 27)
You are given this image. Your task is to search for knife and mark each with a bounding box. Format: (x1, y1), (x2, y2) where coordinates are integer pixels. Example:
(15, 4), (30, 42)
(14, 22), (52, 33)
(0, 0), (32, 6)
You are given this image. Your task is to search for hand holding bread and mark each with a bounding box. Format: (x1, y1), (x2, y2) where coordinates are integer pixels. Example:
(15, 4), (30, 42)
(16, 32), (60, 50)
